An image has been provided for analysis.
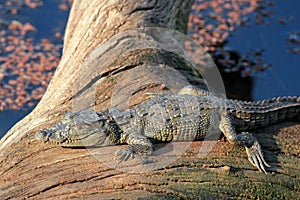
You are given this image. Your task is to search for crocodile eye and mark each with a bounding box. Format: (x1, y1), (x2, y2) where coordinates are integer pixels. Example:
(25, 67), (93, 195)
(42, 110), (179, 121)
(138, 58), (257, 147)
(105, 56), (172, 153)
(64, 124), (71, 131)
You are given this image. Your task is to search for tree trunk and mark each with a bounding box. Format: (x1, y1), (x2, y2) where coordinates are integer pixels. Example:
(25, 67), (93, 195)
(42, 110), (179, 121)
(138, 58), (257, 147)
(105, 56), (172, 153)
(0, 0), (299, 199)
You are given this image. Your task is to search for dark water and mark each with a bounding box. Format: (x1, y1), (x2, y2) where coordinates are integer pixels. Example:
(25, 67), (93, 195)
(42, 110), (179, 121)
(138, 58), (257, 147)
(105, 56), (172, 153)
(227, 0), (300, 99)
(0, 0), (299, 138)
(0, 109), (32, 136)
(3, 0), (69, 42)
(0, 1), (69, 138)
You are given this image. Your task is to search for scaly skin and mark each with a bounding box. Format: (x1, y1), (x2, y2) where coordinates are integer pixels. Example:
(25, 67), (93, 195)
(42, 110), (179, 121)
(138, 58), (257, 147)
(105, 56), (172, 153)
(35, 86), (300, 173)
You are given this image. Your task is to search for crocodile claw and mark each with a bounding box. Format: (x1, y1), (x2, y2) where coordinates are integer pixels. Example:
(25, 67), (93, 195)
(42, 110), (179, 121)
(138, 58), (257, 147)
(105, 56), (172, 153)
(245, 141), (270, 174)
(115, 146), (135, 162)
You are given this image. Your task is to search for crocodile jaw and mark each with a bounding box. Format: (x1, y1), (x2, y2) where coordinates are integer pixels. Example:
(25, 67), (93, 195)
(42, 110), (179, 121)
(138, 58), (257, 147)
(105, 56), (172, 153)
(35, 129), (85, 146)
(35, 124), (113, 147)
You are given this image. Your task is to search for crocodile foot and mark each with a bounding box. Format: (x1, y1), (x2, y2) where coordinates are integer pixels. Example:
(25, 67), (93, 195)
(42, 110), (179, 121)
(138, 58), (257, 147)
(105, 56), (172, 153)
(245, 141), (270, 174)
(115, 146), (135, 162)
(115, 144), (153, 162)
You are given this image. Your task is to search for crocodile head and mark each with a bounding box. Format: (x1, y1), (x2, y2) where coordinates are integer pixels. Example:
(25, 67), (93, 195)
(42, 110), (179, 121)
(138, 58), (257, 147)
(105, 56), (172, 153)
(35, 109), (121, 147)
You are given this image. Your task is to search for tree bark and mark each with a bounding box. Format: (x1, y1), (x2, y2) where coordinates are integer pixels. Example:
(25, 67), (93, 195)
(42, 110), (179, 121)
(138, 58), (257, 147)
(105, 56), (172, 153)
(0, 0), (299, 199)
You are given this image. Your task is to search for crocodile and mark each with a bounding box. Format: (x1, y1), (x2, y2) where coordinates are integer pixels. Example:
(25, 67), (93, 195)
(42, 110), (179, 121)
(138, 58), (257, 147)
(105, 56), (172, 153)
(35, 86), (300, 173)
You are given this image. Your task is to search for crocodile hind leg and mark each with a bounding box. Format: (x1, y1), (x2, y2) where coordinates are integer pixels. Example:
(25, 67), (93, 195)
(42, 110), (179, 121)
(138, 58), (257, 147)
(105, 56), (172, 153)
(115, 133), (153, 162)
(219, 112), (270, 173)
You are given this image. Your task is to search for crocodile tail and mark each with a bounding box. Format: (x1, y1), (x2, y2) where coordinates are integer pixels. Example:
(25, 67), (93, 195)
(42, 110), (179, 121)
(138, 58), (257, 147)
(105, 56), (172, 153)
(230, 96), (300, 128)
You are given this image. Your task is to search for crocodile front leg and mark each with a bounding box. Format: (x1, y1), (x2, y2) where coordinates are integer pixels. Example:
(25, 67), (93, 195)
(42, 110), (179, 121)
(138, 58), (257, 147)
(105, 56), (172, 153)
(219, 112), (270, 173)
(116, 132), (153, 162)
